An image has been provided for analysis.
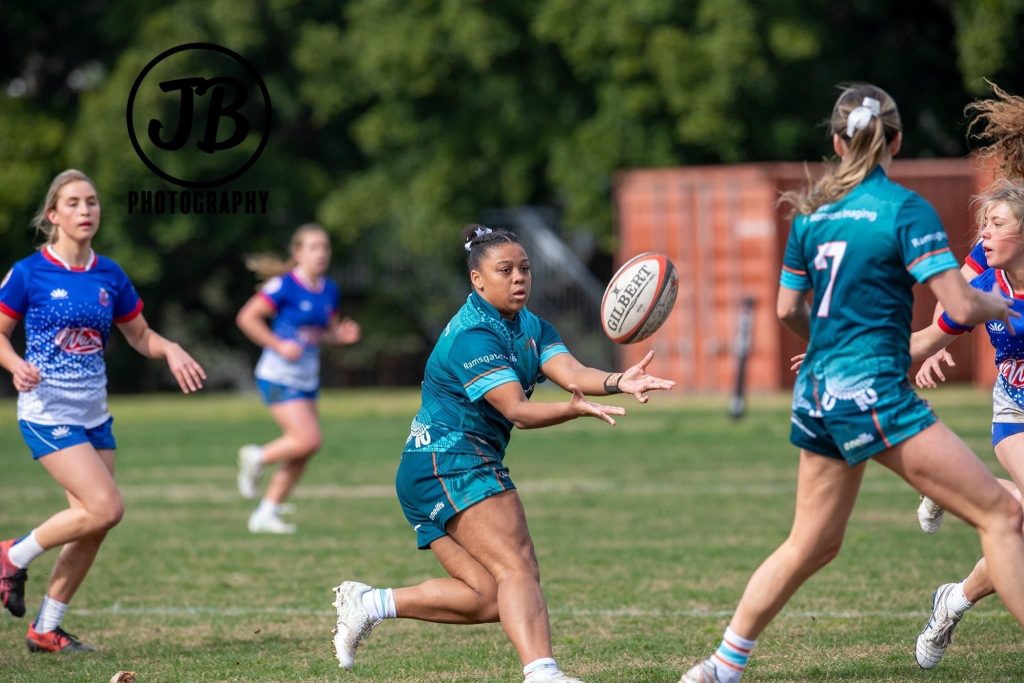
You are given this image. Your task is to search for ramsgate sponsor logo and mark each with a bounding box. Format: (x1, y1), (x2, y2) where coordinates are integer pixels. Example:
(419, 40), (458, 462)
(126, 43), (271, 215)
(910, 232), (948, 248)
(463, 353), (514, 370)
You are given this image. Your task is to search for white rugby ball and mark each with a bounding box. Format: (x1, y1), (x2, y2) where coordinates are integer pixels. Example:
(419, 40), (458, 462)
(600, 252), (678, 344)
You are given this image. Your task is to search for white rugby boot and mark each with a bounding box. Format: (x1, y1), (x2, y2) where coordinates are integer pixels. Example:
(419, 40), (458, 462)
(915, 583), (963, 669)
(332, 581), (381, 669)
(917, 495), (945, 534)
(524, 673), (586, 683)
(679, 658), (725, 683)
(237, 444), (263, 499)
(247, 510), (296, 534)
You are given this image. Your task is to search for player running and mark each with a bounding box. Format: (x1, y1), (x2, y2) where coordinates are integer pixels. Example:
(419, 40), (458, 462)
(0, 169), (206, 652)
(680, 83), (1024, 683)
(235, 223), (360, 534)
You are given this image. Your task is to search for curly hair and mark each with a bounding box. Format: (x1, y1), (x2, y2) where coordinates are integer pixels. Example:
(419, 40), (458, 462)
(967, 81), (1024, 181)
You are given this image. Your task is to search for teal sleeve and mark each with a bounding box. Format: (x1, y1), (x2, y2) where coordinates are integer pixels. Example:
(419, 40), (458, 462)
(780, 219), (811, 291)
(897, 194), (958, 283)
(448, 328), (519, 402)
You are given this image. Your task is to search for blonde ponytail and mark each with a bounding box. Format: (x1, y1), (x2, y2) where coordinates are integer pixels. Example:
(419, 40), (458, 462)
(31, 169), (97, 245)
(244, 223), (327, 282)
(780, 84), (902, 216)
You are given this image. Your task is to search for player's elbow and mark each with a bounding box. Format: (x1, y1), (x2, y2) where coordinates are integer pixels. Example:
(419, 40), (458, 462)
(776, 300), (801, 323)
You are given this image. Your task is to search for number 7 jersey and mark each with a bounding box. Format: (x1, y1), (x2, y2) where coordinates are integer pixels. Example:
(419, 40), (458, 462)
(779, 167), (958, 413)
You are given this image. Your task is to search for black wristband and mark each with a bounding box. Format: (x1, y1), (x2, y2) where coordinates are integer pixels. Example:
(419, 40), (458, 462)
(603, 373), (622, 395)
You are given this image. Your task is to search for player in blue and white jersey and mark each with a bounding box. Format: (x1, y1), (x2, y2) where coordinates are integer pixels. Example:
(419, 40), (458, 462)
(235, 224), (360, 534)
(681, 84), (1024, 683)
(906, 182), (1024, 668)
(330, 225), (674, 683)
(0, 170), (206, 653)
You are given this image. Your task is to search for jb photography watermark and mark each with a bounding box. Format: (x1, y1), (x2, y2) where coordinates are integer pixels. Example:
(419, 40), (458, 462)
(126, 43), (271, 214)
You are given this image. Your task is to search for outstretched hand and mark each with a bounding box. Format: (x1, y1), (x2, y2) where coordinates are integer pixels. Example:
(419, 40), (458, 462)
(569, 383), (626, 426)
(615, 350), (676, 403)
(916, 349), (955, 389)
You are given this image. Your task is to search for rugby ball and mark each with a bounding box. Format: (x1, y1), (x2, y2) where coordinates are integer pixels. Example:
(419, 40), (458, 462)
(601, 252), (678, 344)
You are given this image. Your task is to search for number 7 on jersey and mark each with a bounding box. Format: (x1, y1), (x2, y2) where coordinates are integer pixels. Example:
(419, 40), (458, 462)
(812, 241), (847, 318)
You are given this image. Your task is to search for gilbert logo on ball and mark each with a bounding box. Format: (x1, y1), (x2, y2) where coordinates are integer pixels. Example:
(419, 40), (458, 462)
(601, 252), (678, 344)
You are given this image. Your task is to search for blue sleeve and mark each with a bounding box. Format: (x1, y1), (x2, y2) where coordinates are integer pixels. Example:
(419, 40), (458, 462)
(779, 219), (811, 291)
(897, 194), (958, 283)
(965, 241), (987, 274)
(112, 264), (143, 323)
(259, 276), (288, 311)
(0, 262), (29, 319)
(449, 328), (520, 402)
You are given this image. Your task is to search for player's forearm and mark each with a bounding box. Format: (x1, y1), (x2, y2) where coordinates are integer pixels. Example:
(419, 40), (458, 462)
(909, 325), (954, 363)
(236, 312), (281, 351)
(0, 334), (24, 375)
(504, 399), (579, 430)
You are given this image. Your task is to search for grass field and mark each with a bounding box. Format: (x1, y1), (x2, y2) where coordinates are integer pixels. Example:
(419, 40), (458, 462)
(1, 386), (1023, 682)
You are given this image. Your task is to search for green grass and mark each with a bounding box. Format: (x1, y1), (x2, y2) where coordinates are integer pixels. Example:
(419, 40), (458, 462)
(1, 386), (1023, 681)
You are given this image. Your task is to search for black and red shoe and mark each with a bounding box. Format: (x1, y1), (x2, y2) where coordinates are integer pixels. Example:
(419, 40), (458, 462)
(0, 538), (27, 617)
(26, 623), (95, 653)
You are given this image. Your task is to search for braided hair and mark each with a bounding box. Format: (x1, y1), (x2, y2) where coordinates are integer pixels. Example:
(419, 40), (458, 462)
(462, 224), (522, 273)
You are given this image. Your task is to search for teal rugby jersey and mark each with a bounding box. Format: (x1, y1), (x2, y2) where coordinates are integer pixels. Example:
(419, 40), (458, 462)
(404, 291), (569, 457)
(779, 166), (958, 414)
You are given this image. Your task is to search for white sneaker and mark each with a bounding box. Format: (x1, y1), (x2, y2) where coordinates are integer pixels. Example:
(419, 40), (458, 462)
(524, 673), (586, 683)
(679, 658), (725, 683)
(237, 445), (263, 499)
(916, 583), (963, 669)
(332, 581), (381, 669)
(917, 495), (945, 534)
(247, 510), (296, 534)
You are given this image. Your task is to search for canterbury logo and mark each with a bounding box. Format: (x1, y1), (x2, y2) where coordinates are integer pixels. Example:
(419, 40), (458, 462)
(54, 327), (103, 354)
(989, 321), (1007, 333)
(50, 288), (69, 300)
(51, 426), (71, 439)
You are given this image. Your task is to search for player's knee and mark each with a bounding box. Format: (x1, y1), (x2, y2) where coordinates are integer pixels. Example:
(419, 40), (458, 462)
(991, 488), (1024, 533)
(473, 586), (500, 622)
(789, 535), (842, 571)
(89, 493), (124, 532)
(298, 432), (322, 456)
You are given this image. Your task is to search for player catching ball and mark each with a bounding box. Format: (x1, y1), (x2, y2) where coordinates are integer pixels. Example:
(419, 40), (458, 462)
(330, 225), (674, 683)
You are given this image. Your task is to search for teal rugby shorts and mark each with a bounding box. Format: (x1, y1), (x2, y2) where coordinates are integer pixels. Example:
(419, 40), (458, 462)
(789, 380), (936, 466)
(395, 450), (515, 549)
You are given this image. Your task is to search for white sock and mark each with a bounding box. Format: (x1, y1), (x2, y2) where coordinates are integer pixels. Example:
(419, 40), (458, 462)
(359, 588), (397, 620)
(9, 530), (45, 569)
(34, 595), (68, 633)
(711, 626), (756, 683)
(946, 581), (974, 616)
(256, 499), (279, 517)
(523, 657), (560, 681)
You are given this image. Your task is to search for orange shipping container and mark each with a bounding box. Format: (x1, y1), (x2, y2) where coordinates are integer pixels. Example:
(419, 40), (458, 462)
(613, 159), (992, 392)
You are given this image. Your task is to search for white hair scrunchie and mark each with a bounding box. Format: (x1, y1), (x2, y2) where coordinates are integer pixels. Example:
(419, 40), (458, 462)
(464, 226), (493, 253)
(845, 96), (881, 138)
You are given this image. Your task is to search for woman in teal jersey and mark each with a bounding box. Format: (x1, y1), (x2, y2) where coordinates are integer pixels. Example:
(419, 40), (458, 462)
(681, 84), (1024, 683)
(331, 225), (675, 683)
